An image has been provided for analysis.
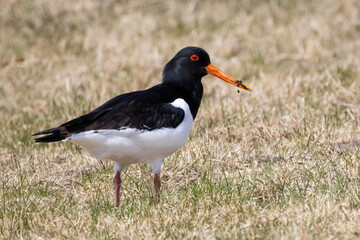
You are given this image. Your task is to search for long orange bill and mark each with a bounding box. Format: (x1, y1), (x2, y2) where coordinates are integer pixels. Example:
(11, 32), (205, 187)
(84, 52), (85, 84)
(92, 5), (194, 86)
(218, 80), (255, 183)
(205, 64), (252, 91)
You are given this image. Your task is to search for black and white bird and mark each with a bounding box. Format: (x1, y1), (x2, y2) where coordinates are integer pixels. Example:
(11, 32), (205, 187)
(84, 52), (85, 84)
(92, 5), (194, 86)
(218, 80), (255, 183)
(33, 46), (252, 207)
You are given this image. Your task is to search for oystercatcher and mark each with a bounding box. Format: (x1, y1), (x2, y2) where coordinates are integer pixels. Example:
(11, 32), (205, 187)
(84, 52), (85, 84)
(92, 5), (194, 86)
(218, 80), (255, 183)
(33, 46), (252, 207)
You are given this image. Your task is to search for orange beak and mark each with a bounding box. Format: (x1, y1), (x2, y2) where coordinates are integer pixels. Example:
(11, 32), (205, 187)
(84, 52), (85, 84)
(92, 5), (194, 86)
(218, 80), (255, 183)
(205, 64), (252, 91)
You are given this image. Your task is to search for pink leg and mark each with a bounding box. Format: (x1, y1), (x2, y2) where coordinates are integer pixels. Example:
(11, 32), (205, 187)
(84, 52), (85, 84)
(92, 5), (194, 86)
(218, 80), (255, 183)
(113, 171), (122, 207)
(154, 173), (161, 201)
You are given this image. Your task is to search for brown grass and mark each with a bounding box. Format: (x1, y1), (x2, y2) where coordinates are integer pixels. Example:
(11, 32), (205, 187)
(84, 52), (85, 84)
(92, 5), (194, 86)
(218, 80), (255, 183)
(1, 0), (360, 239)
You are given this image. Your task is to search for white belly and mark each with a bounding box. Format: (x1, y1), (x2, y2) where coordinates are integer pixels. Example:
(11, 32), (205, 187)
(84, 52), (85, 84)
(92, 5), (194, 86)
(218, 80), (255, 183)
(69, 99), (193, 166)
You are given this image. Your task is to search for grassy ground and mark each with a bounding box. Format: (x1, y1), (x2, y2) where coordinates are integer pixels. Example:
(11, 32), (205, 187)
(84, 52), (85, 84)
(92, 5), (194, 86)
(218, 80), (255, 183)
(1, 0), (360, 239)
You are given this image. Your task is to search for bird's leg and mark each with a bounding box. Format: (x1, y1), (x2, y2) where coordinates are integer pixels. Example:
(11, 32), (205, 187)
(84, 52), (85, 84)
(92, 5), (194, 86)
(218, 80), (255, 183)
(154, 173), (161, 201)
(113, 171), (122, 207)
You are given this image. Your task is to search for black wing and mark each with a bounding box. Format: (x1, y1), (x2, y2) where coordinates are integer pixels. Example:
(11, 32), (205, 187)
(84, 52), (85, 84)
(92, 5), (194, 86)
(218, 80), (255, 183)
(33, 85), (185, 142)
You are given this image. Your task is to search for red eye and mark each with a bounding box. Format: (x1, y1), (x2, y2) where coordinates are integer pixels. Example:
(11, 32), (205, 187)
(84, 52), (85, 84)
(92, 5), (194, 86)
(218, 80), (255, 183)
(190, 54), (199, 61)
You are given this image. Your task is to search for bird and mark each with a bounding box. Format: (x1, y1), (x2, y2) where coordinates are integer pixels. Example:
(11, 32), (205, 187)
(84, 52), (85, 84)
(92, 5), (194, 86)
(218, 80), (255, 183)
(33, 46), (252, 207)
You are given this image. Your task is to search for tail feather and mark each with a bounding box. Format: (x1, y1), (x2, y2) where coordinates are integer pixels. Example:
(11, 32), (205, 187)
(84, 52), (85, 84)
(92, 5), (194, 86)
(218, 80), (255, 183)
(33, 126), (69, 143)
(32, 127), (61, 136)
(34, 134), (68, 142)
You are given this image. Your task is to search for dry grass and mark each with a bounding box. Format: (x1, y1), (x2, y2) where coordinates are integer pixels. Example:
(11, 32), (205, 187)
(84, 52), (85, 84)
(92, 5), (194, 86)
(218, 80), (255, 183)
(1, 0), (360, 239)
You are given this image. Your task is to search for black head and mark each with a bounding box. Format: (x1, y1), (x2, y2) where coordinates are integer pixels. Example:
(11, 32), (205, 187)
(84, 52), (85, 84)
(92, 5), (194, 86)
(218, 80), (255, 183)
(162, 46), (211, 88)
(161, 46), (252, 119)
(162, 46), (252, 93)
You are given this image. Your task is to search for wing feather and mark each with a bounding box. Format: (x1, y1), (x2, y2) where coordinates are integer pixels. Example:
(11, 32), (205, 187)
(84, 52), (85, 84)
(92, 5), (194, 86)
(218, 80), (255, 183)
(33, 85), (185, 142)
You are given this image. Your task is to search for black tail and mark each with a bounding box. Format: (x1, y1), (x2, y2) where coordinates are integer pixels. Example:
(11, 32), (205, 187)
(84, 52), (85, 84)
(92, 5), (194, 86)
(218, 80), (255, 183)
(32, 127), (69, 143)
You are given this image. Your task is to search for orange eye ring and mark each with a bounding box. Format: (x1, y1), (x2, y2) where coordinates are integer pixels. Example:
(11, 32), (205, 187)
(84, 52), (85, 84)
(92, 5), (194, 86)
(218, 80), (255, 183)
(190, 54), (199, 61)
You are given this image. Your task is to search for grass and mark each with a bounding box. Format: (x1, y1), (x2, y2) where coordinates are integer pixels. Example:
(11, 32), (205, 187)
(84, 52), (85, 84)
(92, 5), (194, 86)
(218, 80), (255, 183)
(1, 0), (360, 239)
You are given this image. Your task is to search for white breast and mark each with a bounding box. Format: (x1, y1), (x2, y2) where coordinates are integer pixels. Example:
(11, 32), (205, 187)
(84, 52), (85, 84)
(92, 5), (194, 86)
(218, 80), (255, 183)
(69, 98), (194, 167)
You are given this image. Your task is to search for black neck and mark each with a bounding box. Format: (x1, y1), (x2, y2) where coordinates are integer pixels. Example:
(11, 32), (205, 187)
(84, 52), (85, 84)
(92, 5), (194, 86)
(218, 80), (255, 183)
(162, 81), (203, 119)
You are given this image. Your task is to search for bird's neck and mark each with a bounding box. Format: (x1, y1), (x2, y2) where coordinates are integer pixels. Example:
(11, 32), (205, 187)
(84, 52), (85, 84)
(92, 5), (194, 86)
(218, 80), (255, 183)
(162, 80), (203, 119)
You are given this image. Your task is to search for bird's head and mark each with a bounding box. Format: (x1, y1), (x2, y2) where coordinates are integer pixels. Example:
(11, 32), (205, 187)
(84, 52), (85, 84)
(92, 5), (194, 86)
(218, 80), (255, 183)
(163, 46), (252, 92)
